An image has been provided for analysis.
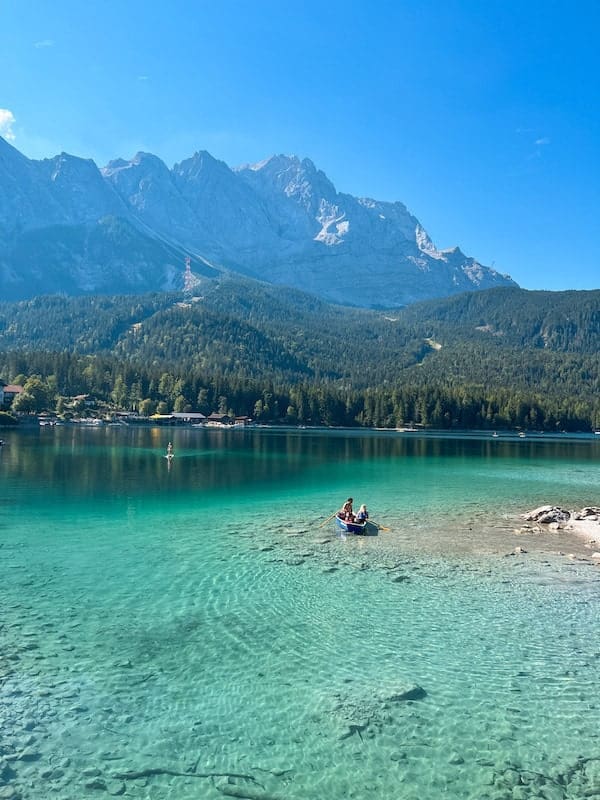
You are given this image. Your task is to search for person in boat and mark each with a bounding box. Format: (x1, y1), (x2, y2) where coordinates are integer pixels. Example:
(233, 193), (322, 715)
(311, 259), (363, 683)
(355, 504), (369, 524)
(166, 442), (173, 458)
(339, 497), (354, 521)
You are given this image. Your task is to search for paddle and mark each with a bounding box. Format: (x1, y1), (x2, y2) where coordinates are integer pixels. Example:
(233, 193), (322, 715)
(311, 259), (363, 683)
(372, 521), (391, 531)
(319, 511), (338, 528)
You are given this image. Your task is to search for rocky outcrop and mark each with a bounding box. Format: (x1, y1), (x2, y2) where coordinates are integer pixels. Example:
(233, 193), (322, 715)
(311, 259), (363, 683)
(521, 506), (572, 525)
(571, 506), (600, 521)
(522, 505), (600, 526)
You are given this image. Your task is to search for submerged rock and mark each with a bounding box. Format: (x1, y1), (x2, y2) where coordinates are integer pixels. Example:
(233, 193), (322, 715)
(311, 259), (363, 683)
(0, 761), (16, 782)
(0, 786), (22, 800)
(16, 748), (41, 762)
(84, 778), (107, 790)
(384, 685), (427, 702)
(106, 779), (126, 796)
(216, 784), (288, 800)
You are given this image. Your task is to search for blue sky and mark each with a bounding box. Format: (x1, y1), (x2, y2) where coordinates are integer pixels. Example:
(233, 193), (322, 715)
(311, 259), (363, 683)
(1, 0), (598, 291)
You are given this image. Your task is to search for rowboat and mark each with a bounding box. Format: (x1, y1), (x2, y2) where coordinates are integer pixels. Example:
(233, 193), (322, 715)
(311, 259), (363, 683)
(335, 514), (368, 535)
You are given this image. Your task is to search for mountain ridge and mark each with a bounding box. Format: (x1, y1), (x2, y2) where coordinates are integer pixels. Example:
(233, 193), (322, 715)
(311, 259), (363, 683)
(0, 136), (516, 306)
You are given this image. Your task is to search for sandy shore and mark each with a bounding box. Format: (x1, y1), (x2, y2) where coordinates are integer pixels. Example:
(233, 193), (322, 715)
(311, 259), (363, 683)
(565, 517), (600, 545)
(555, 519), (600, 566)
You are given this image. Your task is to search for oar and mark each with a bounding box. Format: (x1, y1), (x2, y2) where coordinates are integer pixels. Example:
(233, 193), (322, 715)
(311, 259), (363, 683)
(319, 512), (338, 528)
(372, 521), (391, 531)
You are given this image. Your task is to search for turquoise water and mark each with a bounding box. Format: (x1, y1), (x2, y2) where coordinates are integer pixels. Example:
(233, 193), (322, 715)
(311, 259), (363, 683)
(1, 426), (599, 799)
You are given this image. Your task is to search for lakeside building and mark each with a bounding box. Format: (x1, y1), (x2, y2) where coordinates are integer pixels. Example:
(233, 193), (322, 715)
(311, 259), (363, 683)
(0, 381), (24, 409)
(171, 412), (207, 424)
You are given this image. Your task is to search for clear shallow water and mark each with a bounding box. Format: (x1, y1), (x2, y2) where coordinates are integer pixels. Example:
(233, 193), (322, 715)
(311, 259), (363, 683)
(1, 427), (599, 800)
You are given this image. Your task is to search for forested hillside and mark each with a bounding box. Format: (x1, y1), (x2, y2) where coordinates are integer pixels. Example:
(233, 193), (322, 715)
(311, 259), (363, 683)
(1, 281), (599, 430)
(399, 286), (600, 352)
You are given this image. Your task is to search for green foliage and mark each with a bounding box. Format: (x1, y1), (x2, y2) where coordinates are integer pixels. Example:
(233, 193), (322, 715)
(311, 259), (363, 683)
(0, 281), (599, 430)
(11, 375), (55, 413)
(0, 410), (18, 425)
(399, 286), (600, 353)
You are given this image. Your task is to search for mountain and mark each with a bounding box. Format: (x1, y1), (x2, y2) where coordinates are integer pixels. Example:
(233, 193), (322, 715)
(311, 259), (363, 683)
(0, 136), (516, 306)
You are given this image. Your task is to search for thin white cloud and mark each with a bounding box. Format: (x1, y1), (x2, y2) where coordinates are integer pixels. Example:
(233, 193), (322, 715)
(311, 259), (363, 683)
(34, 39), (55, 48)
(535, 137), (550, 146)
(138, 75), (149, 81)
(0, 109), (16, 141)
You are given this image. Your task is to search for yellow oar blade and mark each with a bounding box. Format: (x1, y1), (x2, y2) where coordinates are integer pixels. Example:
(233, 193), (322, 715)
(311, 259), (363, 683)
(372, 521), (390, 531)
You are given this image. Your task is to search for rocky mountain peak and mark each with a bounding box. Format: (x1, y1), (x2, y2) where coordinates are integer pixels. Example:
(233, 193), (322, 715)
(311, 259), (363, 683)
(0, 135), (30, 166)
(42, 152), (100, 184)
(173, 150), (232, 182)
(102, 151), (168, 176)
(0, 139), (517, 306)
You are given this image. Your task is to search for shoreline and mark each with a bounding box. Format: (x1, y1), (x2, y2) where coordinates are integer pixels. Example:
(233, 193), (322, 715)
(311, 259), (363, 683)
(511, 506), (600, 565)
(521, 504), (600, 541)
(3, 417), (600, 441)
(565, 516), (600, 545)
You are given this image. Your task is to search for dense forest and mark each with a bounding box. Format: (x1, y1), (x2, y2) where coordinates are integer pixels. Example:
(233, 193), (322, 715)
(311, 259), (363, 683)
(1, 280), (599, 430)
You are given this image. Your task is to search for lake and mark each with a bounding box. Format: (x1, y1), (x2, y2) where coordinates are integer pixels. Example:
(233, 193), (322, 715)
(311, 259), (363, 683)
(1, 426), (599, 799)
